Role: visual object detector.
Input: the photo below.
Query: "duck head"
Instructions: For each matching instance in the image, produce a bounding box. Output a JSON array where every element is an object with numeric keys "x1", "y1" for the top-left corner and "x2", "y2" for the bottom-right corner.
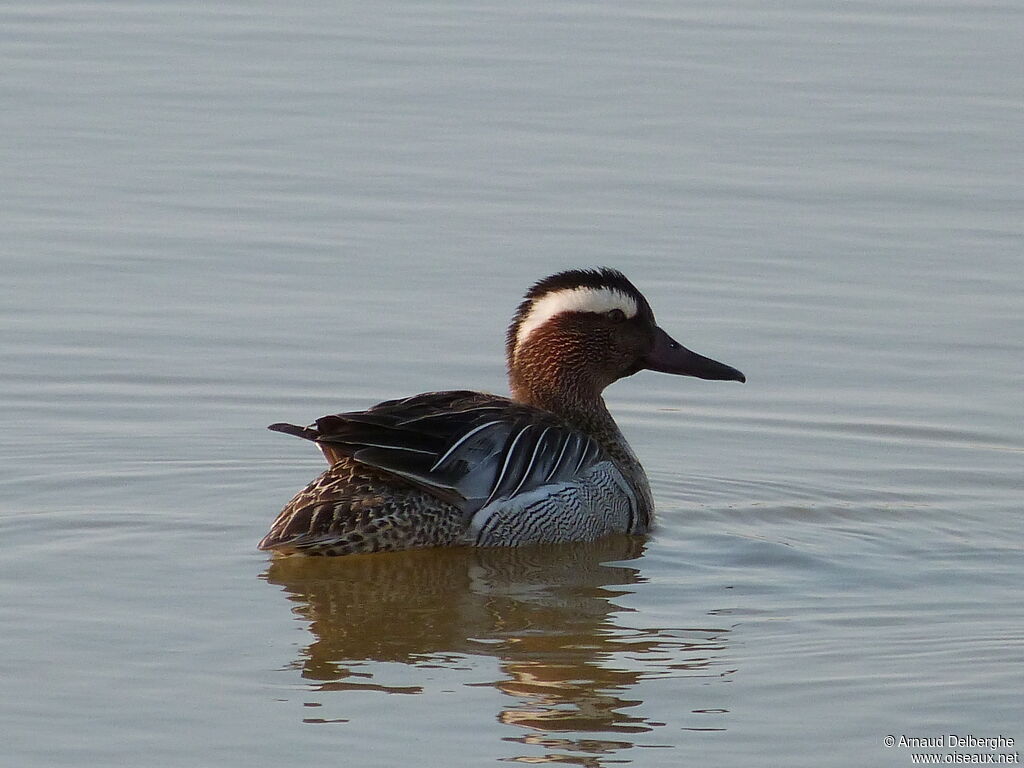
[{"x1": 507, "y1": 268, "x2": 745, "y2": 413}]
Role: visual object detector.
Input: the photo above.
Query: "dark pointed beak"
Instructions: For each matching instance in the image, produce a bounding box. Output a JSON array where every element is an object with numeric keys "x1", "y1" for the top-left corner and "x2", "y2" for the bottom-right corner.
[{"x1": 643, "y1": 326, "x2": 746, "y2": 383}]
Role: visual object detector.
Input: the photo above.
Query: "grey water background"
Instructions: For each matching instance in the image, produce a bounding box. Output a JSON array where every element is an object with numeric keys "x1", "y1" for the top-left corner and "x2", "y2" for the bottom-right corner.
[{"x1": 2, "y1": 1, "x2": 1022, "y2": 766}]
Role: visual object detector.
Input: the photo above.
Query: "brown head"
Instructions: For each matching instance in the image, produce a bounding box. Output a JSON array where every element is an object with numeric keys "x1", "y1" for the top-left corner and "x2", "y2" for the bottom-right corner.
[{"x1": 506, "y1": 268, "x2": 745, "y2": 420}]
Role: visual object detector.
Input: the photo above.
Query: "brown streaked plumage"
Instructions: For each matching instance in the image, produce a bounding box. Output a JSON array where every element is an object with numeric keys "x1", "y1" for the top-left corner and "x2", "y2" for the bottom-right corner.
[{"x1": 260, "y1": 268, "x2": 745, "y2": 556}]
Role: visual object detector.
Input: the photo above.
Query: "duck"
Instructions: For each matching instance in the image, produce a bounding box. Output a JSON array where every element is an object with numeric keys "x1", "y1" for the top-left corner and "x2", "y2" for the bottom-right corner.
[{"x1": 260, "y1": 268, "x2": 745, "y2": 556}]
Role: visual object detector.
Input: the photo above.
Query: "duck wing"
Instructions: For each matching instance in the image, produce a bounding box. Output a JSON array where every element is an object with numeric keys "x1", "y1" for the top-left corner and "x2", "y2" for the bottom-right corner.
[{"x1": 269, "y1": 390, "x2": 605, "y2": 517}]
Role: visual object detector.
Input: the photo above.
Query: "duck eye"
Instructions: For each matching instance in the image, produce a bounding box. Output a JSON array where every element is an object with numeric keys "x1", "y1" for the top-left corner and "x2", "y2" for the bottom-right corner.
[{"x1": 606, "y1": 308, "x2": 626, "y2": 323}]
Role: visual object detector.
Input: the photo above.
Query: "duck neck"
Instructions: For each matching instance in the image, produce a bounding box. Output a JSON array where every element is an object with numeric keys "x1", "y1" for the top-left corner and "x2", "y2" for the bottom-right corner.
[
  {"x1": 512, "y1": 375, "x2": 614, "y2": 435},
  {"x1": 510, "y1": 370, "x2": 654, "y2": 522},
  {"x1": 509, "y1": 372, "x2": 643, "y2": 478}
]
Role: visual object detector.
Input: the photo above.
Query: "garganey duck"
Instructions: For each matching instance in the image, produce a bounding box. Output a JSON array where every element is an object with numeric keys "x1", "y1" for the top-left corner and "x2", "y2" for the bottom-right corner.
[{"x1": 260, "y1": 268, "x2": 744, "y2": 556}]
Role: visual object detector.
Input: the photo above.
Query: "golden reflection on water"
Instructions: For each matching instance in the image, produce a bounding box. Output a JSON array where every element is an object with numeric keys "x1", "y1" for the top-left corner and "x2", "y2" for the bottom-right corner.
[{"x1": 261, "y1": 536, "x2": 734, "y2": 764}]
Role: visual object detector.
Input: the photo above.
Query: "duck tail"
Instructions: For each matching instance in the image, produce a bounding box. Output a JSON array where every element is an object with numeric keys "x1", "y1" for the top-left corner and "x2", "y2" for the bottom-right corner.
[{"x1": 268, "y1": 422, "x2": 319, "y2": 441}]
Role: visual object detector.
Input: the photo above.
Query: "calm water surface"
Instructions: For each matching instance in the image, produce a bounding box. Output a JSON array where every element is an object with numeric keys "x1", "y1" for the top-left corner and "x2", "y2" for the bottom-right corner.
[{"x1": 2, "y1": 1, "x2": 1021, "y2": 766}]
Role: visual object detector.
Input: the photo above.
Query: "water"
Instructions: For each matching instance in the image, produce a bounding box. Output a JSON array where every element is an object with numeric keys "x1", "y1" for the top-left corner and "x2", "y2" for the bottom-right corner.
[{"x1": 2, "y1": 1, "x2": 1021, "y2": 766}]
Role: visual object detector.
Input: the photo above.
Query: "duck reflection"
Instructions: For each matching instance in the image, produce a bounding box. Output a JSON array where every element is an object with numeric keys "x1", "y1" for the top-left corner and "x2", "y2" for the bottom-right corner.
[{"x1": 262, "y1": 536, "x2": 734, "y2": 762}]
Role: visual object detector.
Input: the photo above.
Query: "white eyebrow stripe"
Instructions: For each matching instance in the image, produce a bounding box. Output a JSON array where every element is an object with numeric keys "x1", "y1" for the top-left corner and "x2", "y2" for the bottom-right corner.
[{"x1": 514, "y1": 286, "x2": 639, "y2": 351}]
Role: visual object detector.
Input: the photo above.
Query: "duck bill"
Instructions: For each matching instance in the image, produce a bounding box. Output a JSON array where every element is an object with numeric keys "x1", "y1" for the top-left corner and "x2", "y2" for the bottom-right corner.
[{"x1": 644, "y1": 327, "x2": 746, "y2": 382}]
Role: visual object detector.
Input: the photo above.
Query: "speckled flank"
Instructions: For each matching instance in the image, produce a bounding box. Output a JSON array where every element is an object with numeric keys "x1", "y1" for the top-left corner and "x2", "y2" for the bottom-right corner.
[
  {"x1": 470, "y1": 461, "x2": 637, "y2": 546},
  {"x1": 259, "y1": 457, "x2": 465, "y2": 556}
]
